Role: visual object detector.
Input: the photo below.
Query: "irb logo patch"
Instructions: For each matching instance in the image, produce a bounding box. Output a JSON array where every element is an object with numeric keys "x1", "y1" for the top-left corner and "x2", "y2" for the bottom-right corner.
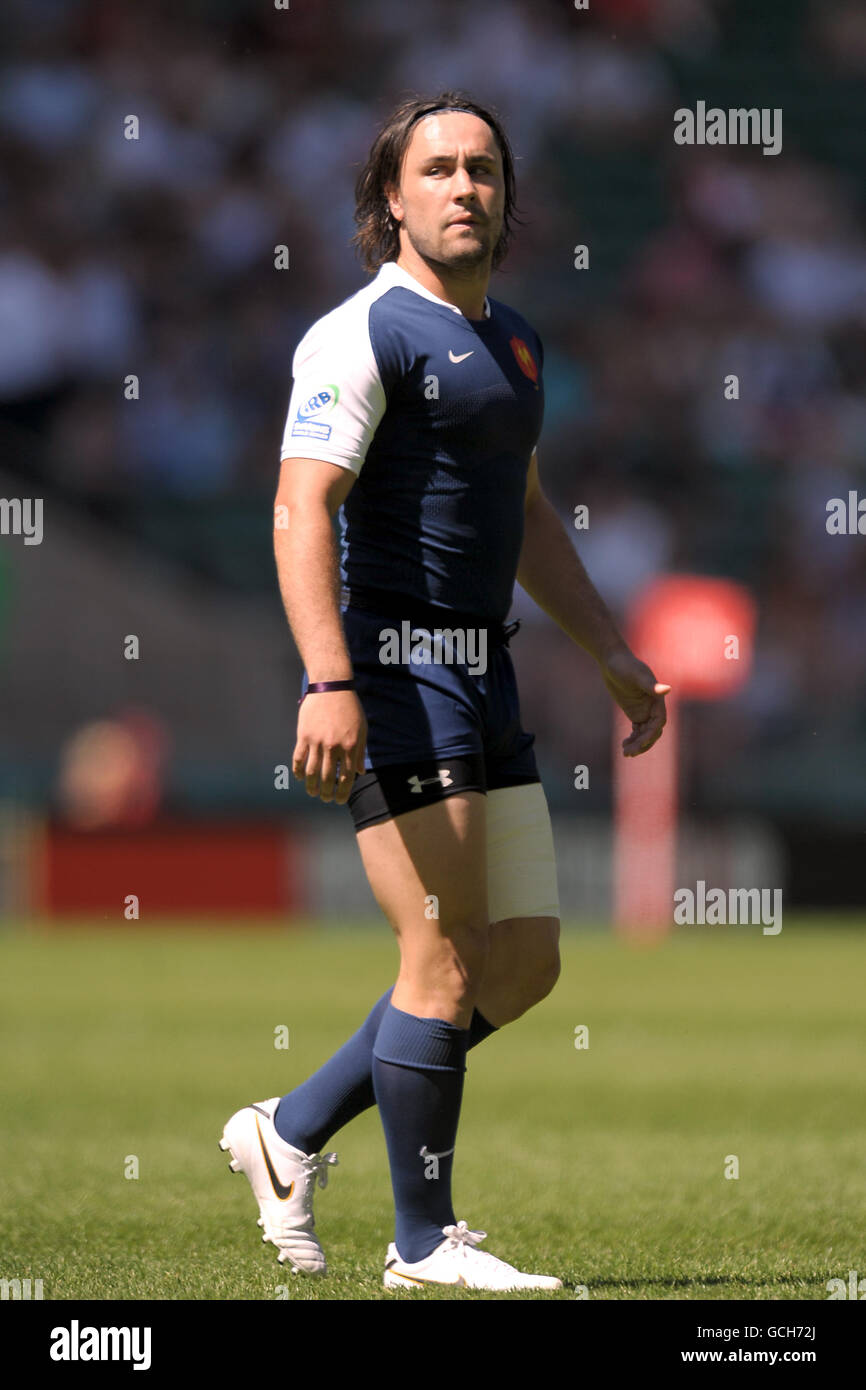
[{"x1": 292, "y1": 384, "x2": 339, "y2": 440}]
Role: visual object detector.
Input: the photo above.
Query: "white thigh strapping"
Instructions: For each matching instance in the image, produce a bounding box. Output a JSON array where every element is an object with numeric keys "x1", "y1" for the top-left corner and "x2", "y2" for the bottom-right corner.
[{"x1": 485, "y1": 781, "x2": 560, "y2": 922}]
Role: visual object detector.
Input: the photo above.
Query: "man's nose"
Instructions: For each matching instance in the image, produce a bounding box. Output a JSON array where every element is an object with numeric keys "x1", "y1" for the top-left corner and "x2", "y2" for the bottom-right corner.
[{"x1": 451, "y1": 166, "x2": 477, "y2": 197}]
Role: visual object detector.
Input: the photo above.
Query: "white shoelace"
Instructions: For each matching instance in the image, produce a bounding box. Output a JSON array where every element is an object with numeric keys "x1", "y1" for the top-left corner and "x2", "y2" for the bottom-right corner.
[
  {"x1": 299, "y1": 1151, "x2": 339, "y2": 1188},
  {"x1": 296, "y1": 1151, "x2": 338, "y2": 1218},
  {"x1": 265, "y1": 1151, "x2": 338, "y2": 1237},
  {"x1": 441, "y1": 1220, "x2": 488, "y2": 1254}
]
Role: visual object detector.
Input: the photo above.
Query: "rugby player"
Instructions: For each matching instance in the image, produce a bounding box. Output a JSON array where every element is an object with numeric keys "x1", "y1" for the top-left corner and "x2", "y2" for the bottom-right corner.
[{"x1": 220, "y1": 91, "x2": 670, "y2": 1292}]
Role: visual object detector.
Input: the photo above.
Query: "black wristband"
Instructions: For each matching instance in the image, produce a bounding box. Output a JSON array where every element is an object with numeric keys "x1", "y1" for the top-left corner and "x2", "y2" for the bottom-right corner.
[{"x1": 298, "y1": 679, "x2": 355, "y2": 707}]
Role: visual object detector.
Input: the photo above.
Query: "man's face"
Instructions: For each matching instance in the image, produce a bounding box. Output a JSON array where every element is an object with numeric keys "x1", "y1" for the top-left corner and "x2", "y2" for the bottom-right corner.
[{"x1": 386, "y1": 111, "x2": 505, "y2": 271}]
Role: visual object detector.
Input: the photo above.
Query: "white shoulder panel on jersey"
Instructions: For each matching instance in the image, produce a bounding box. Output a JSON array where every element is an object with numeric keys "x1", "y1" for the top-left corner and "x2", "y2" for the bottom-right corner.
[{"x1": 280, "y1": 278, "x2": 390, "y2": 477}]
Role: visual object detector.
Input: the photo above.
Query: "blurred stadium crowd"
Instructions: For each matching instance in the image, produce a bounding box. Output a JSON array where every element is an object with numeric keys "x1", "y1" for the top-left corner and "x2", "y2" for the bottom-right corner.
[{"x1": 2, "y1": 0, "x2": 865, "y2": 825}]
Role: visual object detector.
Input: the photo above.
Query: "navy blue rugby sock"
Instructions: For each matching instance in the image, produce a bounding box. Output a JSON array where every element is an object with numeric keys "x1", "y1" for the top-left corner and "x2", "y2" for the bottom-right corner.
[
  {"x1": 372, "y1": 1002, "x2": 468, "y2": 1265},
  {"x1": 273, "y1": 986, "x2": 496, "y2": 1154}
]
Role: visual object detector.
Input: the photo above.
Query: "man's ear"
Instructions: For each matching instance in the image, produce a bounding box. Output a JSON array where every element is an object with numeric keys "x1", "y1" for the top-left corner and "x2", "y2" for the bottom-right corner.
[{"x1": 384, "y1": 182, "x2": 403, "y2": 224}]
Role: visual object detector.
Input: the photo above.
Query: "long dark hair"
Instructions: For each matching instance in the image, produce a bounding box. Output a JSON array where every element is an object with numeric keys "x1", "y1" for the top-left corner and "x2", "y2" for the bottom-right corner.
[{"x1": 352, "y1": 91, "x2": 520, "y2": 274}]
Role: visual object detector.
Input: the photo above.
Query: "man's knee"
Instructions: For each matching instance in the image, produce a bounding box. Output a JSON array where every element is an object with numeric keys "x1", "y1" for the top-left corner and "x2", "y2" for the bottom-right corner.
[
  {"x1": 434, "y1": 918, "x2": 490, "y2": 991},
  {"x1": 479, "y1": 916, "x2": 560, "y2": 1023},
  {"x1": 518, "y1": 923, "x2": 560, "y2": 1008},
  {"x1": 398, "y1": 916, "x2": 490, "y2": 1011},
  {"x1": 534, "y1": 935, "x2": 561, "y2": 1002}
]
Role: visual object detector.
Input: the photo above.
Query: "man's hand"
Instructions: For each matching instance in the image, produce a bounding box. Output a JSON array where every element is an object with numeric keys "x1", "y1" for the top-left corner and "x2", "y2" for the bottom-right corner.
[
  {"x1": 600, "y1": 644, "x2": 671, "y2": 757},
  {"x1": 293, "y1": 691, "x2": 368, "y2": 804}
]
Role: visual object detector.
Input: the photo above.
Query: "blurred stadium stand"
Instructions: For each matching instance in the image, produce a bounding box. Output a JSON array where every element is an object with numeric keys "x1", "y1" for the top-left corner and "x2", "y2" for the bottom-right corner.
[{"x1": 2, "y1": 0, "x2": 865, "y2": 911}]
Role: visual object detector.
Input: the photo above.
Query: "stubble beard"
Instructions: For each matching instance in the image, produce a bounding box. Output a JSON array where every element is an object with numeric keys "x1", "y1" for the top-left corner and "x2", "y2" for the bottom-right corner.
[{"x1": 402, "y1": 216, "x2": 498, "y2": 278}]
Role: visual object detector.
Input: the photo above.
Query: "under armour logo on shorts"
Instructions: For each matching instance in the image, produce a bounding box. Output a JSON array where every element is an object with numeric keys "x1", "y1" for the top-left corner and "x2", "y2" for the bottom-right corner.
[{"x1": 407, "y1": 770, "x2": 454, "y2": 793}]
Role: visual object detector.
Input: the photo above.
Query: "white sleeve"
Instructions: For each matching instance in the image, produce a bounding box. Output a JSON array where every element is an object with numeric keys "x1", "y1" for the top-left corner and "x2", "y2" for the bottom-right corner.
[{"x1": 279, "y1": 303, "x2": 386, "y2": 476}]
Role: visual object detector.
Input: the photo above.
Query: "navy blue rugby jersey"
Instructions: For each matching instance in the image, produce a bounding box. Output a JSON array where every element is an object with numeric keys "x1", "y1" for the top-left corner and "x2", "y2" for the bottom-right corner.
[{"x1": 280, "y1": 260, "x2": 544, "y2": 623}]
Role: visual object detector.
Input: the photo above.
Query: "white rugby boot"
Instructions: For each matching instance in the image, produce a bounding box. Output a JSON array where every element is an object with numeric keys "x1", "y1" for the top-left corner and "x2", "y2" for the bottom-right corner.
[
  {"x1": 383, "y1": 1220, "x2": 562, "y2": 1291},
  {"x1": 219, "y1": 1097, "x2": 338, "y2": 1275}
]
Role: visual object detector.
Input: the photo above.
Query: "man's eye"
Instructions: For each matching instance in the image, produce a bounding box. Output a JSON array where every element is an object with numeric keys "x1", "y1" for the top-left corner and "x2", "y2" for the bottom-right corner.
[{"x1": 426, "y1": 164, "x2": 492, "y2": 176}]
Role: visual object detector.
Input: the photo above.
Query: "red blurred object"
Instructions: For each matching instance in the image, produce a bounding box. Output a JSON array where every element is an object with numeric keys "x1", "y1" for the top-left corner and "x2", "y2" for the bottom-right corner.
[
  {"x1": 614, "y1": 574, "x2": 756, "y2": 937},
  {"x1": 627, "y1": 574, "x2": 756, "y2": 698},
  {"x1": 56, "y1": 707, "x2": 170, "y2": 830},
  {"x1": 33, "y1": 821, "x2": 304, "y2": 918},
  {"x1": 613, "y1": 698, "x2": 679, "y2": 943}
]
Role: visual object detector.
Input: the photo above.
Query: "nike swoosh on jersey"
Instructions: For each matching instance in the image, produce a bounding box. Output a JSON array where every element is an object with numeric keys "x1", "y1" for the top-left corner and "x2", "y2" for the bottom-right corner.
[
  {"x1": 255, "y1": 1116, "x2": 295, "y2": 1200},
  {"x1": 448, "y1": 350, "x2": 474, "y2": 363}
]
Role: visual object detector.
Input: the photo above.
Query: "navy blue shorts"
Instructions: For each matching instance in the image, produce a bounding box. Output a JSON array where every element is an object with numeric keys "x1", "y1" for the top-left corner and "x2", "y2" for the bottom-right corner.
[{"x1": 299, "y1": 596, "x2": 541, "y2": 831}]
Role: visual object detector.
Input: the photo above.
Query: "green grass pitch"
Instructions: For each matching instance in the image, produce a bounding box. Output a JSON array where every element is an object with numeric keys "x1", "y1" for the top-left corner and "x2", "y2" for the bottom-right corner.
[{"x1": 1, "y1": 918, "x2": 863, "y2": 1300}]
